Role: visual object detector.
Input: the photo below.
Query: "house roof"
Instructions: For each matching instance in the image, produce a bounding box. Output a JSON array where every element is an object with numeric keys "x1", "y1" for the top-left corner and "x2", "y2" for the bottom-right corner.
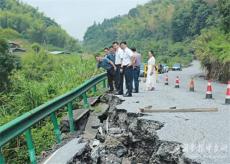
[{"x1": 49, "y1": 51, "x2": 70, "y2": 55}]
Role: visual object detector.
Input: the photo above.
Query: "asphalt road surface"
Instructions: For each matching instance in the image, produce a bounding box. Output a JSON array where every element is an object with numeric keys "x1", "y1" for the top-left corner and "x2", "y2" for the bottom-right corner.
[{"x1": 117, "y1": 61, "x2": 230, "y2": 164}]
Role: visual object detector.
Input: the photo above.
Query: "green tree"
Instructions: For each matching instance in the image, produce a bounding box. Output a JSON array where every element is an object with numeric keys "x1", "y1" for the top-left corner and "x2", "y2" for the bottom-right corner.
[
  {"x1": 193, "y1": 28, "x2": 230, "y2": 82},
  {"x1": 45, "y1": 25, "x2": 66, "y2": 47},
  {"x1": 31, "y1": 43, "x2": 41, "y2": 53},
  {"x1": 0, "y1": 0, "x2": 6, "y2": 9},
  {"x1": 0, "y1": 39, "x2": 19, "y2": 91},
  {"x1": 171, "y1": 0, "x2": 214, "y2": 42},
  {"x1": 0, "y1": 0, "x2": 82, "y2": 50},
  {"x1": 218, "y1": 0, "x2": 230, "y2": 32}
]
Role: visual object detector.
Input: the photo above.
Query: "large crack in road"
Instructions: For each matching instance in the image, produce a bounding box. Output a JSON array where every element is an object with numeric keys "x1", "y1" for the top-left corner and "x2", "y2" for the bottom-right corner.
[
  {"x1": 70, "y1": 94, "x2": 200, "y2": 164},
  {"x1": 42, "y1": 61, "x2": 229, "y2": 164}
]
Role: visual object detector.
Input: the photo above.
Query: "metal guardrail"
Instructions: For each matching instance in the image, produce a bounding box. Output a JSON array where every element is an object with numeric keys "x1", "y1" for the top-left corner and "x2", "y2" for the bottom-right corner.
[{"x1": 0, "y1": 72, "x2": 107, "y2": 164}]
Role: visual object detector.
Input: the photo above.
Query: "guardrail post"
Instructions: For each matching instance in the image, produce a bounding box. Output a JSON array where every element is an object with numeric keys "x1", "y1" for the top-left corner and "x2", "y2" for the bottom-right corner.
[
  {"x1": 82, "y1": 93, "x2": 90, "y2": 108},
  {"x1": 24, "y1": 129, "x2": 36, "y2": 164},
  {"x1": 67, "y1": 102, "x2": 75, "y2": 132},
  {"x1": 92, "y1": 85, "x2": 97, "y2": 94},
  {"x1": 0, "y1": 149, "x2": 5, "y2": 164},
  {"x1": 102, "y1": 79, "x2": 106, "y2": 88},
  {"x1": 50, "y1": 113, "x2": 62, "y2": 144}
]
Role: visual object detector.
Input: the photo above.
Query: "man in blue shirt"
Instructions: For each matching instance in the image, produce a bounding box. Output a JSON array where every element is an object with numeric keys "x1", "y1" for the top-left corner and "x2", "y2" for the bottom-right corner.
[
  {"x1": 106, "y1": 46, "x2": 115, "y2": 64},
  {"x1": 104, "y1": 47, "x2": 109, "y2": 58},
  {"x1": 96, "y1": 54, "x2": 116, "y2": 92}
]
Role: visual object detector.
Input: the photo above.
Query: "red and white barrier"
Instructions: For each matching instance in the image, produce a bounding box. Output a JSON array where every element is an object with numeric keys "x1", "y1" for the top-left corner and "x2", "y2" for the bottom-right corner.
[
  {"x1": 189, "y1": 78, "x2": 195, "y2": 92},
  {"x1": 175, "y1": 76, "x2": 180, "y2": 88},
  {"x1": 225, "y1": 81, "x2": 230, "y2": 104},
  {"x1": 206, "y1": 80, "x2": 213, "y2": 99},
  {"x1": 165, "y1": 75, "x2": 169, "y2": 85}
]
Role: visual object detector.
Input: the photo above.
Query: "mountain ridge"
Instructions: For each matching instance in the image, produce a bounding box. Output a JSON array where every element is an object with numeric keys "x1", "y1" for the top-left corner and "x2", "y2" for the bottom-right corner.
[{"x1": 0, "y1": 0, "x2": 82, "y2": 52}]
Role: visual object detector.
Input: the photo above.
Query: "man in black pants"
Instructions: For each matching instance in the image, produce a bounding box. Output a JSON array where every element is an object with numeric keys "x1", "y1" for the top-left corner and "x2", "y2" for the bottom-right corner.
[
  {"x1": 120, "y1": 42, "x2": 134, "y2": 97},
  {"x1": 106, "y1": 46, "x2": 116, "y2": 88},
  {"x1": 96, "y1": 55, "x2": 116, "y2": 92},
  {"x1": 131, "y1": 47, "x2": 141, "y2": 93},
  {"x1": 113, "y1": 42, "x2": 123, "y2": 95}
]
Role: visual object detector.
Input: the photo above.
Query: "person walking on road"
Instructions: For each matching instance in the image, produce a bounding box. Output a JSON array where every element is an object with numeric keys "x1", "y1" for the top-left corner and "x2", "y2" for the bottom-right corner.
[
  {"x1": 120, "y1": 41, "x2": 135, "y2": 97},
  {"x1": 131, "y1": 47, "x2": 141, "y2": 93},
  {"x1": 146, "y1": 50, "x2": 156, "y2": 91},
  {"x1": 96, "y1": 54, "x2": 116, "y2": 92},
  {"x1": 113, "y1": 42, "x2": 123, "y2": 94}
]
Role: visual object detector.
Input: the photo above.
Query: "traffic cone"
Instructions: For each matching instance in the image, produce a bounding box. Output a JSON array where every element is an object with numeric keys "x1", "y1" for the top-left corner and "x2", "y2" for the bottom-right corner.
[
  {"x1": 175, "y1": 76, "x2": 180, "y2": 88},
  {"x1": 225, "y1": 81, "x2": 230, "y2": 104},
  {"x1": 189, "y1": 78, "x2": 195, "y2": 92},
  {"x1": 206, "y1": 80, "x2": 213, "y2": 99},
  {"x1": 165, "y1": 75, "x2": 169, "y2": 85}
]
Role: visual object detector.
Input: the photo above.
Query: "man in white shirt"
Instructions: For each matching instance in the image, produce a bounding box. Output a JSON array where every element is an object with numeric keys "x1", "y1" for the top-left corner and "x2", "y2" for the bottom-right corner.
[
  {"x1": 120, "y1": 41, "x2": 135, "y2": 97},
  {"x1": 113, "y1": 42, "x2": 123, "y2": 94}
]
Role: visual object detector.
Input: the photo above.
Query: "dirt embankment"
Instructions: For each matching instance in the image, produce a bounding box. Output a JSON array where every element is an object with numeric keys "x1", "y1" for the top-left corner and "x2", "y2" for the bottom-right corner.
[{"x1": 202, "y1": 61, "x2": 230, "y2": 83}]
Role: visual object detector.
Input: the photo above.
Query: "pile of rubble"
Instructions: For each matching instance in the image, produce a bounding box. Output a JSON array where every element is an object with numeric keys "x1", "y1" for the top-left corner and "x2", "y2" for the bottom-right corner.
[{"x1": 71, "y1": 94, "x2": 199, "y2": 164}]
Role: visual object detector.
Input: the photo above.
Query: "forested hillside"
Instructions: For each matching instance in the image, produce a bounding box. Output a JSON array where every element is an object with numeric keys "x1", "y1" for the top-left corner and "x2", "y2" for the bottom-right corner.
[
  {"x1": 84, "y1": 0, "x2": 217, "y2": 56},
  {"x1": 0, "y1": 0, "x2": 82, "y2": 52},
  {"x1": 0, "y1": 40, "x2": 98, "y2": 162},
  {"x1": 0, "y1": 1, "x2": 96, "y2": 162},
  {"x1": 84, "y1": 0, "x2": 229, "y2": 82}
]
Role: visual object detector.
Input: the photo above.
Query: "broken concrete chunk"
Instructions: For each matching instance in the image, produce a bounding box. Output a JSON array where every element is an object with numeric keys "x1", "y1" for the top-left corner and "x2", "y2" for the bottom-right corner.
[
  {"x1": 91, "y1": 124, "x2": 100, "y2": 129},
  {"x1": 104, "y1": 136, "x2": 122, "y2": 148},
  {"x1": 97, "y1": 103, "x2": 110, "y2": 123},
  {"x1": 100, "y1": 154, "x2": 122, "y2": 164},
  {"x1": 60, "y1": 109, "x2": 90, "y2": 133},
  {"x1": 88, "y1": 96, "x2": 101, "y2": 106},
  {"x1": 70, "y1": 143, "x2": 92, "y2": 164},
  {"x1": 115, "y1": 145, "x2": 127, "y2": 157},
  {"x1": 150, "y1": 141, "x2": 183, "y2": 163},
  {"x1": 98, "y1": 126, "x2": 104, "y2": 135},
  {"x1": 72, "y1": 94, "x2": 200, "y2": 164},
  {"x1": 95, "y1": 133, "x2": 106, "y2": 143},
  {"x1": 109, "y1": 127, "x2": 122, "y2": 134},
  {"x1": 42, "y1": 138, "x2": 87, "y2": 164},
  {"x1": 90, "y1": 146, "x2": 100, "y2": 163},
  {"x1": 121, "y1": 158, "x2": 132, "y2": 164},
  {"x1": 92, "y1": 139, "x2": 100, "y2": 147}
]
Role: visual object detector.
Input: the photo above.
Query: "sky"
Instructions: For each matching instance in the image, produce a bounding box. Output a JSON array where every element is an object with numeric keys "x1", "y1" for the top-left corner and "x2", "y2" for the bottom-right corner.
[{"x1": 21, "y1": 0, "x2": 150, "y2": 41}]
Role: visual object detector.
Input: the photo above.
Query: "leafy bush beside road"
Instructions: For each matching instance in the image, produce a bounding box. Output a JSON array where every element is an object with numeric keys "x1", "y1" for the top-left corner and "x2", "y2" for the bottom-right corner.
[
  {"x1": 193, "y1": 28, "x2": 230, "y2": 82},
  {"x1": 0, "y1": 49, "x2": 99, "y2": 163}
]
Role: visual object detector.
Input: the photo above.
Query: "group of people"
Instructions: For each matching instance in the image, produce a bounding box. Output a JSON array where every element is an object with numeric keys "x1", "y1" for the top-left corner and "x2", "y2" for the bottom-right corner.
[{"x1": 96, "y1": 41, "x2": 156, "y2": 97}]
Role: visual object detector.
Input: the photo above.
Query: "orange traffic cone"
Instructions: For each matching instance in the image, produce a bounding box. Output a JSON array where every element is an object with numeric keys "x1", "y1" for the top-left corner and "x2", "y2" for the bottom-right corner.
[
  {"x1": 175, "y1": 76, "x2": 180, "y2": 88},
  {"x1": 206, "y1": 80, "x2": 213, "y2": 99},
  {"x1": 189, "y1": 78, "x2": 195, "y2": 92},
  {"x1": 225, "y1": 81, "x2": 230, "y2": 104},
  {"x1": 165, "y1": 75, "x2": 169, "y2": 85}
]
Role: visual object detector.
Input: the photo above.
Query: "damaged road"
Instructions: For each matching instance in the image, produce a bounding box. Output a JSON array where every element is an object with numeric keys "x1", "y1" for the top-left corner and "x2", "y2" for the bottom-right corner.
[
  {"x1": 42, "y1": 61, "x2": 229, "y2": 164},
  {"x1": 116, "y1": 61, "x2": 230, "y2": 164},
  {"x1": 72, "y1": 94, "x2": 200, "y2": 164}
]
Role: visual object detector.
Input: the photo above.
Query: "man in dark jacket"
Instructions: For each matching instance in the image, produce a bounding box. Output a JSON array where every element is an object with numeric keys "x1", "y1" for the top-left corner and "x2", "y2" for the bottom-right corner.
[{"x1": 96, "y1": 55, "x2": 116, "y2": 92}]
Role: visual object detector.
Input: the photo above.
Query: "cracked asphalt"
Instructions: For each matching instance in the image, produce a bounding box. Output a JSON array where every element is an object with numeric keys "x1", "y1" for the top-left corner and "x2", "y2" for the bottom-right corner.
[{"x1": 117, "y1": 61, "x2": 230, "y2": 164}]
